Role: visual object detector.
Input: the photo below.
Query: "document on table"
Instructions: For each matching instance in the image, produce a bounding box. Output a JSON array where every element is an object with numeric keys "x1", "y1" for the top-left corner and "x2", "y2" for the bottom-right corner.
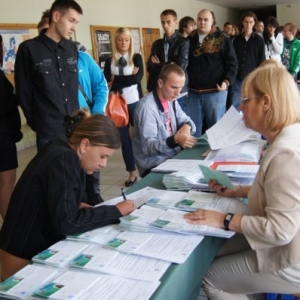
[
  {"x1": 96, "y1": 186, "x2": 166, "y2": 208},
  {"x1": 31, "y1": 270, "x2": 101, "y2": 300},
  {"x1": 178, "y1": 190, "x2": 248, "y2": 214},
  {"x1": 79, "y1": 274, "x2": 160, "y2": 300},
  {"x1": 199, "y1": 165, "x2": 234, "y2": 189},
  {"x1": 0, "y1": 264, "x2": 60, "y2": 300},
  {"x1": 32, "y1": 240, "x2": 89, "y2": 268},
  {"x1": 206, "y1": 106, "x2": 260, "y2": 150},
  {"x1": 67, "y1": 224, "x2": 121, "y2": 245},
  {"x1": 104, "y1": 230, "x2": 203, "y2": 264},
  {"x1": 69, "y1": 244, "x2": 170, "y2": 282},
  {"x1": 152, "y1": 159, "x2": 213, "y2": 173}
]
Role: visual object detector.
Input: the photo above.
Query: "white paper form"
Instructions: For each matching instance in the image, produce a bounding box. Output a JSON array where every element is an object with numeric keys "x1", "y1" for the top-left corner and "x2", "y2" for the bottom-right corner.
[
  {"x1": 32, "y1": 240, "x2": 89, "y2": 268},
  {"x1": 67, "y1": 225, "x2": 121, "y2": 245},
  {"x1": 79, "y1": 274, "x2": 160, "y2": 300},
  {"x1": 206, "y1": 106, "x2": 260, "y2": 150},
  {"x1": 178, "y1": 190, "x2": 248, "y2": 214},
  {"x1": 145, "y1": 190, "x2": 187, "y2": 209},
  {"x1": 0, "y1": 264, "x2": 60, "y2": 299},
  {"x1": 152, "y1": 209, "x2": 236, "y2": 238},
  {"x1": 97, "y1": 186, "x2": 167, "y2": 208},
  {"x1": 69, "y1": 244, "x2": 170, "y2": 282},
  {"x1": 216, "y1": 164, "x2": 260, "y2": 178},
  {"x1": 31, "y1": 270, "x2": 101, "y2": 300},
  {"x1": 120, "y1": 205, "x2": 166, "y2": 230},
  {"x1": 105, "y1": 231, "x2": 154, "y2": 253},
  {"x1": 152, "y1": 159, "x2": 213, "y2": 173},
  {"x1": 136, "y1": 233, "x2": 204, "y2": 264}
]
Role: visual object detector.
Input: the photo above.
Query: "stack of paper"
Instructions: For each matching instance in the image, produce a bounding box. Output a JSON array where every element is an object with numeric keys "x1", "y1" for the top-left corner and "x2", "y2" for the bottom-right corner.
[
  {"x1": 67, "y1": 225, "x2": 121, "y2": 245},
  {"x1": 69, "y1": 244, "x2": 170, "y2": 282},
  {"x1": 32, "y1": 240, "x2": 89, "y2": 268},
  {"x1": 78, "y1": 274, "x2": 160, "y2": 300},
  {"x1": 103, "y1": 230, "x2": 203, "y2": 264},
  {"x1": 120, "y1": 191, "x2": 248, "y2": 238},
  {"x1": 162, "y1": 171, "x2": 208, "y2": 190},
  {"x1": 0, "y1": 265, "x2": 60, "y2": 300},
  {"x1": 216, "y1": 164, "x2": 259, "y2": 186},
  {"x1": 205, "y1": 106, "x2": 261, "y2": 150},
  {"x1": 205, "y1": 140, "x2": 265, "y2": 163},
  {"x1": 30, "y1": 270, "x2": 102, "y2": 300},
  {"x1": 152, "y1": 159, "x2": 213, "y2": 173}
]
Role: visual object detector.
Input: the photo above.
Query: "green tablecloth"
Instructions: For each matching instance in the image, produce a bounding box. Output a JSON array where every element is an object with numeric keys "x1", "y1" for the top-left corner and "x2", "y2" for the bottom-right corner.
[{"x1": 126, "y1": 141, "x2": 226, "y2": 300}]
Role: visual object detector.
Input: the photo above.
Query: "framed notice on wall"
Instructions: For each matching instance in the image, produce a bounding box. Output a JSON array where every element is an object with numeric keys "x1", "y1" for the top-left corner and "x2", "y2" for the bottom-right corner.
[
  {"x1": 0, "y1": 23, "x2": 38, "y2": 72},
  {"x1": 90, "y1": 25, "x2": 142, "y2": 70}
]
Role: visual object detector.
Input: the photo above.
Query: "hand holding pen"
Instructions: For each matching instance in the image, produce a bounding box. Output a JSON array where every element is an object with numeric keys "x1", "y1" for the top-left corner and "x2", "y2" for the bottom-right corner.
[{"x1": 116, "y1": 188, "x2": 136, "y2": 215}]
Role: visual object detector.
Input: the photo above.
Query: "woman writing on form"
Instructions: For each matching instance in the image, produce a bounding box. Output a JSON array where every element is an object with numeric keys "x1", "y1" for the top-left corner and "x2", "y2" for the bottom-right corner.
[
  {"x1": 0, "y1": 110, "x2": 136, "y2": 280},
  {"x1": 185, "y1": 64, "x2": 300, "y2": 299}
]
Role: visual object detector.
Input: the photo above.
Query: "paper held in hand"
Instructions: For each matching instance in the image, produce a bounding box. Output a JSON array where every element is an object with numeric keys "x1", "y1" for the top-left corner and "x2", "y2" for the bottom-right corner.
[{"x1": 205, "y1": 106, "x2": 261, "y2": 150}]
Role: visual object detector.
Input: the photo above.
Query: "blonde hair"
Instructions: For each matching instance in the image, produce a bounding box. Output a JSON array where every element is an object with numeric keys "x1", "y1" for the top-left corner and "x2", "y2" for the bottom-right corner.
[
  {"x1": 284, "y1": 22, "x2": 297, "y2": 36},
  {"x1": 242, "y1": 66, "x2": 300, "y2": 132},
  {"x1": 112, "y1": 27, "x2": 134, "y2": 66}
]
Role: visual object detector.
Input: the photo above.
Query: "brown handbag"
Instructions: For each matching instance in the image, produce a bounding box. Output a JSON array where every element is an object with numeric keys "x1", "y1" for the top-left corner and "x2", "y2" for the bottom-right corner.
[{"x1": 106, "y1": 91, "x2": 129, "y2": 127}]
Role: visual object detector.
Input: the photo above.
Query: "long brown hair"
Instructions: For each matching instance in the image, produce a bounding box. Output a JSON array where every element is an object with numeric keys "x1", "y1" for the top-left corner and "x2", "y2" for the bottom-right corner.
[{"x1": 65, "y1": 109, "x2": 120, "y2": 149}]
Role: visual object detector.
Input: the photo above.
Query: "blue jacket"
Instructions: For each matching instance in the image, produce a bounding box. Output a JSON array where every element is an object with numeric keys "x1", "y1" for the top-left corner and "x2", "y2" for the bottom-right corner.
[{"x1": 78, "y1": 51, "x2": 108, "y2": 115}]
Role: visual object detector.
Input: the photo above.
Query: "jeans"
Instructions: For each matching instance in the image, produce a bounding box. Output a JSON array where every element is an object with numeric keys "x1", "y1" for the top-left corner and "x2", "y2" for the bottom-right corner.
[
  {"x1": 177, "y1": 94, "x2": 187, "y2": 113},
  {"x1": 232, "y1": 79, "x2": 242, "y2": 110},
  {"x1": 186, "y1": 91, "x2": 227, "y2": 137},
  {"x1": 118, "y1": 102, "x2": 137, "y2": 172}
]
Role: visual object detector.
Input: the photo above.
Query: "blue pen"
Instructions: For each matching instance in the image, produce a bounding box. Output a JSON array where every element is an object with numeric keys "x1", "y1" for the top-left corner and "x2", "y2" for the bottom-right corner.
[{"x1": 121, "y1": 188, "x2": 127, "y2": 200}]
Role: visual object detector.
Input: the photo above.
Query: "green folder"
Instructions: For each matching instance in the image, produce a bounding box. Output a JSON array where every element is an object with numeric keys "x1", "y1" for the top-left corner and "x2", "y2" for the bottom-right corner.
[{"x1": 198, "y1": 165, "x2": 234, "y2": 190}]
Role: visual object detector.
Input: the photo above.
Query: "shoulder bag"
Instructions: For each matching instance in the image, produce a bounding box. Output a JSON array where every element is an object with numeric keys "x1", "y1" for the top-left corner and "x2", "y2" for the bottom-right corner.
[{"x1": 106, "y1": 91, "x2": 129, "y2": 127}]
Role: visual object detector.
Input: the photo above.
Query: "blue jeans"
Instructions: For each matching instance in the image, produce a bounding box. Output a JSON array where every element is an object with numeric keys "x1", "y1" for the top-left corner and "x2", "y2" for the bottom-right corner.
[
  {"x1": 118, "y1": 102, "x2": 137, "y2": 172},
  {"x1": 177, "y1": 94, "x2": 187, "y2": 113},
  {"x1": 186, "y1": 91, "x2": 227, "y2": 137},
  {"x1": 231, "y1": 79, "x2": 242, "y2": 110}
]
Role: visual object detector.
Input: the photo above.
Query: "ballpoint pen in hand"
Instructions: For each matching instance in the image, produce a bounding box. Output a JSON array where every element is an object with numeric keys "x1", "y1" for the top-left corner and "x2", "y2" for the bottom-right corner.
[{"x1": 121, "y1": 187, "x2": 127, "y2": 200}]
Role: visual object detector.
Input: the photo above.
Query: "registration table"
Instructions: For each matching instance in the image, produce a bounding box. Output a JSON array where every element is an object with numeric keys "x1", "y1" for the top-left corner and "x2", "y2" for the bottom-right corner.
[
  {"x1": 127, "y1": 141, "x2": 226, "y2": 300},
  {"x1": 0, "y1": 141, "x2": 226, "y2": 300}
]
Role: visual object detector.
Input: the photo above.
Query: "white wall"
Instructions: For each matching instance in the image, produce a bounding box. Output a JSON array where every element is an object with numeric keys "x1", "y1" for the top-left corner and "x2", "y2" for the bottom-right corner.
[
  {"x1": 0, "y1": 0, "x2": 238, "y2": 52},
  {"x1": 277, "y1": 3, "x2": 300, "y2": 27}
]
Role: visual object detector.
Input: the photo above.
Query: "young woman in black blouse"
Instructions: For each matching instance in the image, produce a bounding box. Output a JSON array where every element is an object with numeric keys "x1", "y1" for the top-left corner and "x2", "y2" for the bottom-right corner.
[
  {"x1": 104, "y1": 27, "x2": 144, "y2": 187},
  {"x1": 0, "y1": 109, "x2": 136, "y2": 280}
]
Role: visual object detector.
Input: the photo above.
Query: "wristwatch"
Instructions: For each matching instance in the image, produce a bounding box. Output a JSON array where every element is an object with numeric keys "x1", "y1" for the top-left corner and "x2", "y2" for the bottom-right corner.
[{"x1": 223, "y1": 213, "x2": 234, "y2": 231}]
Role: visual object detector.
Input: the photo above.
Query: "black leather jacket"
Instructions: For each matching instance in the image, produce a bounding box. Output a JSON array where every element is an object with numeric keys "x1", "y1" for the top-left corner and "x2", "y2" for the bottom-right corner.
[{"x1": 146, "y1": 31, "x2": 189, "y2": 92}]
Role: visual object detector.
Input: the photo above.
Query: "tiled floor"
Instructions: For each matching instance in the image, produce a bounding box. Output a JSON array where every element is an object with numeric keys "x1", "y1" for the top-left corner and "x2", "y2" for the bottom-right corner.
[{"x1": 9, "y1": 144, "x2": 208, "y2": 300}]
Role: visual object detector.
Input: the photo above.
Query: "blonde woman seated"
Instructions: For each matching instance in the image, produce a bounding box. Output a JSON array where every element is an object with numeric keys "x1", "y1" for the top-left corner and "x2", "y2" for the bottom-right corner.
[
  {"x1": 0, "y1": 110, "x2": 136, "y2": 280},
  {"x1": 185, "y1": 65, "x2": 300, "y2": 299}
]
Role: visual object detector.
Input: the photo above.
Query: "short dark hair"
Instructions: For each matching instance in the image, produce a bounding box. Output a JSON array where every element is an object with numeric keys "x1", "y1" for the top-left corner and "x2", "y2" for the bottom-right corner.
[
  {"x1": 158, "y1": 64, "x2": 185, "y2": 83},
  {"x1": 179, "y1": 16, "x2": 195, "y2": 34},
  {"x1": 41, "y1": 9, "x2": 50, "y2": 20},
  {"x1": 49, "y1": 0, "x2": 83, "y2": 24},
  {"x1": 224, "y1": 21, "x2": 232, "y2": 27},
  {"x1": 265, "y1": 16, "x2": 279, "y2": 29},
  {"x1": 240, "y1": 11, "x2": 257, "y2": 24},
  {"x1": 160, "y1": 9, "x2": 177, "y2": 19}
]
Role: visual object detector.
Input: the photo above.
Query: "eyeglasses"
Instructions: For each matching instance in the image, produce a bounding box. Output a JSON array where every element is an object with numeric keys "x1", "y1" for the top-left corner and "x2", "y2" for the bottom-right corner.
[{"x1": 240, "y1": 95, "x2": 260, "y2": 105}]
